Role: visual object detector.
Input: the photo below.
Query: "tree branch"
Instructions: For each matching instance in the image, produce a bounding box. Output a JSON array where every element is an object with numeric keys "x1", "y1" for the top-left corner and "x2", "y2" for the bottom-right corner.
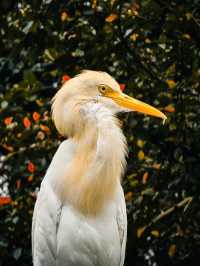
[
  {"x1": 150, "y1": 196, "x2": 193, "y2": 225},
  {"x1": 138, "y1": 197, "x2": 193, "y2": 235}
]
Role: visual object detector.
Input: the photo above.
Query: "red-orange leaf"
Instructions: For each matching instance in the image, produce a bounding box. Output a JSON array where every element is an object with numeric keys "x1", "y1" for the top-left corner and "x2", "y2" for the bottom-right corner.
[
  {"x1": 4, "y1": 117, "x2": 13, "y2": 125},
  {"x1": 142, "y1": 172, "x2": 149, "y2": 184},
  {"x1": 105, "y1": 13, "x2": 118, "y2": 23},
  {"x1": 27, "y1": 162, "x2": 36, "y2": 173},
  {"x1": 23, "y1": 117, "x2": 31, "y2": 128},
  {"x1": 164, "y1": 104, "x2": 175, "y2": 113},
  {"x1": 120, "y1": 84, "x2": 126, "y2": 92},
  {"x1": 0, "y1": 196, "x2": 12, "y2": 206},
  {"x1": 40, "y1": 124, "x2": 51, "y2": 134},
  {"x1": 33, "y1": 112, "x2": 40, "y2": 121},
  {"x1": 62, "y1": 74, "x2": 71, "y2": 83}
]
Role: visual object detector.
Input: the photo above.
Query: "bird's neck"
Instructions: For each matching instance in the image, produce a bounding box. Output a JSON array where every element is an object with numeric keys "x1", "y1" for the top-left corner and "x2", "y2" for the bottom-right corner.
[{"x1": 59, "y1": 108, "x2": 127, "y2": 215}]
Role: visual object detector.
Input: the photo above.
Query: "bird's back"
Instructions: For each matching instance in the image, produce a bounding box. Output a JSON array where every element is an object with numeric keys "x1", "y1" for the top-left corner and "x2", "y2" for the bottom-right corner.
[{"x1": 32, "y1": 140, "x2": 127, "y2": 266}]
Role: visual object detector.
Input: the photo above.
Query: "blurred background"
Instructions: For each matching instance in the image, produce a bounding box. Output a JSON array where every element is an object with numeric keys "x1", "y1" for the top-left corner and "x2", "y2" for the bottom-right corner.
[{"x1": 0, "y1": 0, "x2": 200, "y2": 265}]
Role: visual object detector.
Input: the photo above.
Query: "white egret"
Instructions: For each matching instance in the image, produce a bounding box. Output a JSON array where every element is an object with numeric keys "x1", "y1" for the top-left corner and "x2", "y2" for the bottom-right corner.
[{"x1": 32, "y1": 70, "x2": 166, "y2": 266}]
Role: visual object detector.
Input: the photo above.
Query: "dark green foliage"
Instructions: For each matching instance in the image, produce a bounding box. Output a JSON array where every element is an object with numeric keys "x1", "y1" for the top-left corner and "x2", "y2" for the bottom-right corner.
[{"x1": 0, "y1": 1, "x2": 200, "y2": 265}]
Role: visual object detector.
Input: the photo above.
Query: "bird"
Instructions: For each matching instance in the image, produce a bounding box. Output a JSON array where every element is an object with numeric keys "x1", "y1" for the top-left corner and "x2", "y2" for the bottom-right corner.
[{"x1": 32, "y1": 70, "x2": 166, "y2": 266}]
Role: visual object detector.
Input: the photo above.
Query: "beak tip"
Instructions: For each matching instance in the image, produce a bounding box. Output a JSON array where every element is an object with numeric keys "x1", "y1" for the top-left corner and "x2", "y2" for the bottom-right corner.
[
  {"x1": 162, "y1": 114, "x2": 167, "y2": 119},
  {"x1": 161, "y1": 114, "x2": 167, "y2": 124}
]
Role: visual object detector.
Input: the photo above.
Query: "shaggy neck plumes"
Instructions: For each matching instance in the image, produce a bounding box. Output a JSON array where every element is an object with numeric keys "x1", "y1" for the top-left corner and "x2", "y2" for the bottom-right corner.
[{"x1": 54, "y1": 102, "x2": 127, "y2": 215}]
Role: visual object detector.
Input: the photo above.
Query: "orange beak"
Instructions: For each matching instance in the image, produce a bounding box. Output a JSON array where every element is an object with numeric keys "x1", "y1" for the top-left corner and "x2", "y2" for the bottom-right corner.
[{"x1": 105, "y1": 91, "x2": 167, "y2": 120}]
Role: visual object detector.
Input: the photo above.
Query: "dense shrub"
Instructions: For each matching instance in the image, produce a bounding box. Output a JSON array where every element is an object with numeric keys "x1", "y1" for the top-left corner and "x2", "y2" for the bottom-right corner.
[{"x1": 0, "y1": 1, "x2": 200, "y2": 265}]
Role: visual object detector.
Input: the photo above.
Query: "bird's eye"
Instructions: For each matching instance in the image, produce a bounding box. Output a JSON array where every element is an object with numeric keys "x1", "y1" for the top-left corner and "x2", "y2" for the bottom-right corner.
[{"x1": 98, "y1": 85, "x2": 107, "y2": 94}]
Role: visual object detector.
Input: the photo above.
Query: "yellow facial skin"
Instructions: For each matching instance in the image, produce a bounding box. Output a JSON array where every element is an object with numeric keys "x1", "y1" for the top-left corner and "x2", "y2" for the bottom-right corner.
[{"x1": 98, "y1": 85, "x2": 167, "y2": 120}]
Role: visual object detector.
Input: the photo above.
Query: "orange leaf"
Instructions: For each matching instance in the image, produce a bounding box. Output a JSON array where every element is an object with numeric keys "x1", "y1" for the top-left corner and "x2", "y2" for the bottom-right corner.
[
  {"x1": 91, "y1": 0, "x2": 97, "y2": 9},
  {"x1": 61, "y1": 11, "x2": 69, "y2": 22},
  {"x1": 142, "y1": 172, "x2": 149, "y2": 184},
  {"x1": 164, "y1": 104, "x2": 175, "y2": 113},
  {"x1": 40, "y1": 124, "x2": 51, "y2": 134},
  {"x1": 23, "y1": 117, "x2": 31, "y2": 128},
  {"x1": 0, "y1": 196, "x2": 12, "y2": 206},
  {"x1": 168, "y1": 244, "x2": 176, "y2": 257},
  {"x1": 105, "y1": 13, "x2": 118, "y2": 23},
  {"x1": 16, "y1": 179, "x2": 21, "y2": 189},
  {"x1": 166, "y1": 79, "x2": 176, "y2": 89},
  {"x1": 125, "y1": 192, "x2": 133, "y2": 201},
  {"x1": 27, "y1": 162, "x2": 36, "y2": 173},
  {"x1": 27, "y1": 175, "x2": 33, "y2": 182},
  {"x1": 33, "y1": 112, "x2": 40, "y2": 121},
  {"x1": 120, "y1": 84, "x2": 126, "y2": 92},
  {"x1": 4, "y1": 117, "x2": 13, "y2": 125},
  {"x1": 130, "y1": 33, "x2": 139, "y2": 42},
  {"x1": 62, "y1": 74, "x2": 71, "y2": 83}
]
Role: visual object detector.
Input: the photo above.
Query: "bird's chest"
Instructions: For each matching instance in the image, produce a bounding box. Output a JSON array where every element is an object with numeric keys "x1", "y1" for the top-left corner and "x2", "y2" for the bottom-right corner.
[{"x1": 56, "y1": 202, "x2": 121, "y2": 266}]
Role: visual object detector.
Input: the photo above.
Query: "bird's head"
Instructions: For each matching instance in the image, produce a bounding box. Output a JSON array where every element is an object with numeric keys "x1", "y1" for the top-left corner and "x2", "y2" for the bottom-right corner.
[{"x1": 52, "y1": 70, "x2": 166, "y2": 137}]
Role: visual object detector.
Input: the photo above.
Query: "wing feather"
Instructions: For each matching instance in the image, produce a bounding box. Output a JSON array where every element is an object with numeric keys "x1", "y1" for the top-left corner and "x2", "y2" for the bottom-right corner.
[
  {"x1": 32, "y1": 140, "x2": 75, "y2": 266},
  {"x1": 116, "y1": 185, "x2": 127, "y2": 266},
  {"x1": 32, "y1": 182, "x2": 62, "y2": 266}
]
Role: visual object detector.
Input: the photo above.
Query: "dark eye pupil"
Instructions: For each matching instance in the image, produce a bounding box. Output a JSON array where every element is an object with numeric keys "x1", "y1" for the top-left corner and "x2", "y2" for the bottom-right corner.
[{"x1": 101, "y1": 87, "x2": 105, "y2": 91}]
